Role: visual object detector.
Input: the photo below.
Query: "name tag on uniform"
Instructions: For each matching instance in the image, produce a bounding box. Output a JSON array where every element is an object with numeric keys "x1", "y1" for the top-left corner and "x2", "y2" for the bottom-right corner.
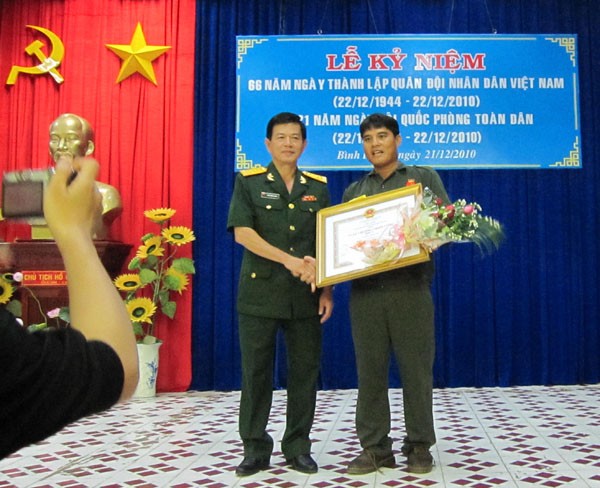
[
  {"x1": 302, "y1": 195, "x2": 317, "y2": 201},
  {"x1": 261, "y1": 191, "x2": 280, "y2": 200}
]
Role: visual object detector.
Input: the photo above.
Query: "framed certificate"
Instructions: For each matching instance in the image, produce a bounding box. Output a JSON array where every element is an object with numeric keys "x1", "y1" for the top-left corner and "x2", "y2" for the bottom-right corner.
[{"x1": 316, "y1": 184, "x2": 430, "y2": 287}]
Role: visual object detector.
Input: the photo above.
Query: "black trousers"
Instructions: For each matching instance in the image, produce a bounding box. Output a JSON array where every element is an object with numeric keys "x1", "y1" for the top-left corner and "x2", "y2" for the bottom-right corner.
[{"x1": 238, "y1": 313, "x2": 322, "y2": 459}]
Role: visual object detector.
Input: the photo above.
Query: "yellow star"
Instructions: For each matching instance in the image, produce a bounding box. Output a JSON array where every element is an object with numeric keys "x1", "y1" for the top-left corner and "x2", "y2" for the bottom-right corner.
[{"x1": 106, "y1": 22, "x2": 171, "y2": 85}]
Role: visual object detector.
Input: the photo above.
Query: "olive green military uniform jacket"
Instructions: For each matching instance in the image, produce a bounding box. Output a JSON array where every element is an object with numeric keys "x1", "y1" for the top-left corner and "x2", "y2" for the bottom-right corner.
[{"x1": 227, "y1": 162, "x2": 330, "y2": 319}]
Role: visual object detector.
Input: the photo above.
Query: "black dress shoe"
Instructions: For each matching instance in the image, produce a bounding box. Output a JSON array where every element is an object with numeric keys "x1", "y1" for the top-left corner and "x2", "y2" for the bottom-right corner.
[
  {"x1": 287, "y1": 453, "x2": 318, "y2": 474},
  {"x1": 235, "y1": 456, "x2": 270, "y2": 477}
]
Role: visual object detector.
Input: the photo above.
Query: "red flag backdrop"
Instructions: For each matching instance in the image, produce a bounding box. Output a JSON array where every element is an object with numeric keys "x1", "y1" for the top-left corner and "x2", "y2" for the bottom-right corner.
[{"x1": 0, "y1": 0, "x2": 196, "y2": 392}]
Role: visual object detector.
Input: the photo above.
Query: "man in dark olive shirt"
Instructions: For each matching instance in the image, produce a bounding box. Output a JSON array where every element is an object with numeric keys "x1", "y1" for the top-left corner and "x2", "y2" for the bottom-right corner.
[
  {"x1": 0, "y1": 157, "x2": 138, "y2": 460},
  {"x1": 343, "y1": 113, "x2": 449, "y2": 476}
]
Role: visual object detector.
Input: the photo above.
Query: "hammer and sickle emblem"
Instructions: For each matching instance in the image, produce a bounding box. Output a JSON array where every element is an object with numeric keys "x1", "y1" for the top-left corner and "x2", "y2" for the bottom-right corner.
[{"x1": 6, "y1": 25, "x2": 65, "y2": 85}]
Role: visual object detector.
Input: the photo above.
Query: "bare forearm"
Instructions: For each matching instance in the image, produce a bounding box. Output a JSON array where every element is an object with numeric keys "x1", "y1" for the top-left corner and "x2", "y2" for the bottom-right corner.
[
  {"x1": 56, "y1": 232, "x2": 138, "y2": 400},
  {"x1": 44, "y1": 157, "x2": 138, "y2": 401}
]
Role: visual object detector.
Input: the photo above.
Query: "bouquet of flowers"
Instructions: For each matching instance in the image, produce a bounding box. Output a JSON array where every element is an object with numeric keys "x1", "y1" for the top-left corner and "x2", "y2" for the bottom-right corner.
[
  {"x1": 404, "y1": 187, "x2": 504, "y2": 252},
  {"x1": 352, "y1": 186, "x2": 504, "y2": 265}
]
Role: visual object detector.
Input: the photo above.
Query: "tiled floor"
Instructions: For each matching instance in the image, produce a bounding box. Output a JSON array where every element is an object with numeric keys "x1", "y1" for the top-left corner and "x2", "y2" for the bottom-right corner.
[{"x1": 1, "y1": 385, "x2": 599, "y2": 487}]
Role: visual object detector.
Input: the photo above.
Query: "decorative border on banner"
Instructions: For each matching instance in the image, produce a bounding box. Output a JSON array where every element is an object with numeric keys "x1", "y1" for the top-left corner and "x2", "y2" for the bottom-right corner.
[
  {"x1": 235, "y1": 139, "x2": 255, "y2": 170},
  {"x1": 546, "y1": 36, "x2": 577, "y2": 66},
  {"x1": 550, "y1": 137, "x2": 580, "y2": 167},
  {"x1": 237, "y1": 38, "x2": 267, "y2": 68}
]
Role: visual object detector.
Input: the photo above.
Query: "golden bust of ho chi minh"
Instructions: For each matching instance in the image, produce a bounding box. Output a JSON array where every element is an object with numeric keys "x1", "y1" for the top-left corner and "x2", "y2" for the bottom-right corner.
[{"x1": 44, "y1": 113, "x2": 123, "y2": 239}]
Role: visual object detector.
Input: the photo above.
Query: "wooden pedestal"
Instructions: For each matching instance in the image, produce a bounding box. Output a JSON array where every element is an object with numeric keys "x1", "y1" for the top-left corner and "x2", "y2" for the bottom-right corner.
[{"x1": 0, "y1": 240, "x2": 132, "y2": 326}]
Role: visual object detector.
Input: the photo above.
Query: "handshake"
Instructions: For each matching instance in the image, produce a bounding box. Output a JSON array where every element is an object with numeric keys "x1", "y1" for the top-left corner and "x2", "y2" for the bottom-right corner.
[{"x1": 287, "y1": 255, "x2": 318, "y2": 291}]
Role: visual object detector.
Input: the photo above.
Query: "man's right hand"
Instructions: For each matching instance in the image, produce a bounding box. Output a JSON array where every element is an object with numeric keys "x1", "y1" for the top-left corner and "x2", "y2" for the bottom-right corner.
[
  {"x1": 284, "y1": 255, "x2": 316, "y2": 290},
  {"x1": 284, "y1": 255, "x2": 311, "y2": 280}
]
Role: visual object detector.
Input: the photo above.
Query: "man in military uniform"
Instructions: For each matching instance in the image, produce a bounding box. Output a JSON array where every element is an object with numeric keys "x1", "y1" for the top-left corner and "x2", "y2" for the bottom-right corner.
[
  {"x1": 343, "y1": 113, "x2": 450, "y2": 475},
  {"x1": 227, "y1": 112, "x2": 333, "y2": 476}
]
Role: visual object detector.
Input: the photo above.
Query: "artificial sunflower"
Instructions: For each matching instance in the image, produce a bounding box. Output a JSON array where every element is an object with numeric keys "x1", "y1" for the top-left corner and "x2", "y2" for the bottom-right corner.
[
  {"x1": 144, "y1": 207, "x2": 176, "y2": 223},
  {"x1": 0, "y1": 276, "x2": 14, "y2": 305},
  {"x1": 162, "y1": 226, "x2": 196, "y2": 246},
  {"x1": 2, "y1": 272, "x2": 15, "y2": 282},
  {"x1": 116, "y1": 207, "x2": 195, "y2": 343},
  {"x1": 136, "y1": 236, "x2": 165, "y2": 259},
  {"x1": 126, "y1": 297, "x2": 157, "y2": 324},
  {"x1": 114, "y1": 273, "x2": 143, "y2": 292},
  {"x1": 165, "y1": 267, "x2": 189, "y2": 293}
]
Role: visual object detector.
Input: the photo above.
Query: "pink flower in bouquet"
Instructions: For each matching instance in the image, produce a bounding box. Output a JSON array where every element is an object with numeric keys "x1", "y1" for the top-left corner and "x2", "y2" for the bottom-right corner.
[{"x1": 47, "y1": 308, "x2": 61, "y2": 319}]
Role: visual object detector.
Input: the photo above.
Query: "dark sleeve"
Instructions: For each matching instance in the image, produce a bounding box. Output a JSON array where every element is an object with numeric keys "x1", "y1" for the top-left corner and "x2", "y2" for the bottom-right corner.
[
  {"x1": 426, "y1": 168, "x2": 450, "y2": 204},
  {"x1": 0, "y1": 309, "x2": 124, "y2": 460},
  {"x1": 413, "y1": 166, "x2": 450, "y2": 204},
  {"x1": 227, "y1": 173, "x2": 255, "y2": 232},
  {"x1": 342, "y1": 180, "x2": 361, "y2": 203}
]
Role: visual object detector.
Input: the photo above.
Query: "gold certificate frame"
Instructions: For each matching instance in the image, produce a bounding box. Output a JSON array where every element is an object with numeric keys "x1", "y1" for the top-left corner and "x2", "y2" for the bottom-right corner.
[{"x1": 316, "y1": 184, "x2": 430, "y2": 287}]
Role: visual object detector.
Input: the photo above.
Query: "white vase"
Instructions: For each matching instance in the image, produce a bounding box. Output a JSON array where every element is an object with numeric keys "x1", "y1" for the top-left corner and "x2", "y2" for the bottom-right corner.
[{"x1": 133, "y1": 342, "x2": 162, "y2": 398}]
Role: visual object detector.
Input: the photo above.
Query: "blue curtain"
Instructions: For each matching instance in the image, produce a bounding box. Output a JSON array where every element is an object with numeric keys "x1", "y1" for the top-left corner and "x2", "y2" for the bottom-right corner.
[{"x1": 192, "y1": 0, "x2": 600, "y2": 391}]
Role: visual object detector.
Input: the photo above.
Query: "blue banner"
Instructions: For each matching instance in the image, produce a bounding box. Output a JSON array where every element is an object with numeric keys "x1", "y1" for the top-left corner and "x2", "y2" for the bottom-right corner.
[{"x1": 236, "y1": 34, "x2": 580, "y2": 170}]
